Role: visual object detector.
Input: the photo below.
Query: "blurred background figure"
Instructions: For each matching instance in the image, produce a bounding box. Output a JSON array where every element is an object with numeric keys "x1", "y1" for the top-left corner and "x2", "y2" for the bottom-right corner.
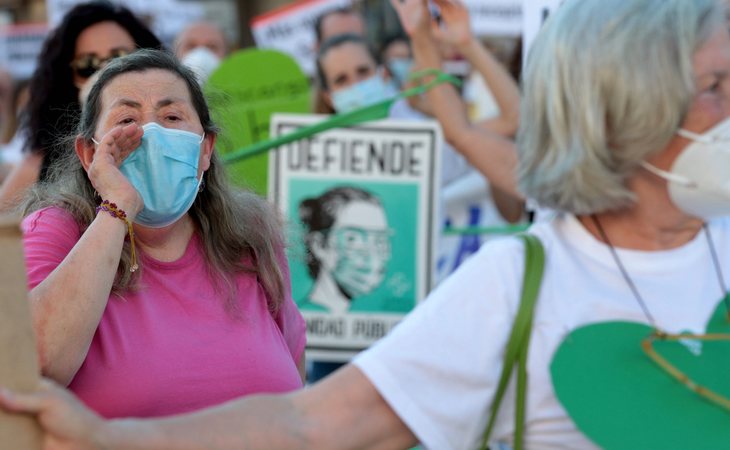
[
  {"x1": 312, "y1": 7, "x2": 367, "y2": 114},
  {"x1": 174, "y1": 21, "x2": 230, "y2": 86},
  {"x1": 0, "y1": 0, "x2": 161, "y2": 213}
]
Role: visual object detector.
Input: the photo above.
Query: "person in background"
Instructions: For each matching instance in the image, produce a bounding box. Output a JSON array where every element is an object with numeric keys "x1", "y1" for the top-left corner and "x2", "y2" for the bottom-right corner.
[
  {"x1": 0, "y1": 1, "x2": 161, "y2": 212},
  {"x1": 16, "y1": 49, "x2": 306, "y2": 419},
  {"x1": 380, "y1": 33, "x2": 414, "y2": 91},
  {"x1": 174, "y1": 21, "x2": 229, "y2": 86},
  {"x1": 312, "y1": 7, "x2": 367, "y2": 114}
]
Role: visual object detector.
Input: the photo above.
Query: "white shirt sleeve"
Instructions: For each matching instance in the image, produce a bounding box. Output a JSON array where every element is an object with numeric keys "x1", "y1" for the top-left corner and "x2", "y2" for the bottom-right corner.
[{"x1": 353, "y1": 237, "x2": 526, "y2": 449}]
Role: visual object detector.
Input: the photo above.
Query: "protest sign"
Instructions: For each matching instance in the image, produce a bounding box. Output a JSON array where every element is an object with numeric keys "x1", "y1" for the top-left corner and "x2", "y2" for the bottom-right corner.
[
  {"x1": 251, "y1": 0, "x2": 352, "y2": 76},
  {"x1": 462, "y1": 0, "x2": 522, "y2": 37},
  {"x1": 0, "y1": 216, "x2": 41, "y2": 449},
  {"x1": 0, "y1": 24, "x2": 47, "y2": 80},
  {"x1": 269, "y1": 114, "x2": 441, "y2": 360},
  {"x1": 522, "y1": 0, "x2": 563, "y2": 66},
  {"x1": 207, "y1": 49, "x2": 310, "y2": 194}
]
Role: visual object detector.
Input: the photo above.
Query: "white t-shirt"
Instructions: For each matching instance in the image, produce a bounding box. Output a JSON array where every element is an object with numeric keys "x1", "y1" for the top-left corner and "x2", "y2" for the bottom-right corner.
[{"x1": 354, "y1": 214, "x2": 729, "y2": 449}]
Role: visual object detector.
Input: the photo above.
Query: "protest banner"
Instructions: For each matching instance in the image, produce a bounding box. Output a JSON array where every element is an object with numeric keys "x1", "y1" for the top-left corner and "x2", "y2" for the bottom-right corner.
[
  {"x1": 462, "y1": 0, "x2": 522, "y2": 37},
  {"x1": 207, "y1": 49, "x2": 310, "y2": 194},
  {"x1": 0, "y1": 24, "x2": 47, "y2": 80},
  {"x1": 0, "y1": 216, "x2": 41, "y2": 449},
  {"x1": 269, "y1": 113, "x2": 441, "y2": 360},
  {"x1": 251, "y1": 0, "x2": 352, "y2": 76}
]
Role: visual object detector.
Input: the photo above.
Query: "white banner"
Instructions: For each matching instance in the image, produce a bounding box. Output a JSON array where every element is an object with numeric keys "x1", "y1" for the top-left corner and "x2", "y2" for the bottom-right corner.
[
  {"x1": 463, "y1": 0, "x2": 522, "y2": 37},
  {"x1": 0, "y1": 24, "x2": 48, "y2": 80},
  {"x1": 251, "y1": 0, "x2": 352, "y2": 76}
]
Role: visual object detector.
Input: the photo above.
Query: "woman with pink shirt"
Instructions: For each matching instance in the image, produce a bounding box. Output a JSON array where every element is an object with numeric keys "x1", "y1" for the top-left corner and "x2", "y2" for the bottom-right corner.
[{"x1": 18, "y1": 49, "x2": 306, "y2": 418}]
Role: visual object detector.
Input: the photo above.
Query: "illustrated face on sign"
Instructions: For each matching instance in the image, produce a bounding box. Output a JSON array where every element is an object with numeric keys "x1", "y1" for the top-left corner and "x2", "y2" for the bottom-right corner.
[
  {"x1": 311, "y1": 199, "x2": 392, "y2": 300},
  {"x1": 328, "y1": 200, "x2": 392, "y2": 299}
]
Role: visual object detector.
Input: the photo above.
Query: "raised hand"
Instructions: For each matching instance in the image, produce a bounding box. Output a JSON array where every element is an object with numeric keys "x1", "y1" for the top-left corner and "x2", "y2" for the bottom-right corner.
[
  {"x1": 431, "y1": 0, "x2": 473, "y2": 47},
  {"x1": 389, "y1": 0, "x2": 434, "y2": 37},
  {"x1": 84, "y1": 123, "x2": 144, "y2": 218}
]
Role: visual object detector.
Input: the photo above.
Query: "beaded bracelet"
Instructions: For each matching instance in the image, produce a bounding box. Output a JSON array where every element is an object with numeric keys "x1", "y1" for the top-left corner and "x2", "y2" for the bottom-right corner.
[{"x1": 96, "y1": 199, "x2": 138, "y2": 272}]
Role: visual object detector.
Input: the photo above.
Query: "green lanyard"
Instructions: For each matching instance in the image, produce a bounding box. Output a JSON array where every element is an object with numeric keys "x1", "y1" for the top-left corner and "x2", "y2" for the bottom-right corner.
[{"x1": 221, "y1": 70, "x2": 462, "y2": 165}]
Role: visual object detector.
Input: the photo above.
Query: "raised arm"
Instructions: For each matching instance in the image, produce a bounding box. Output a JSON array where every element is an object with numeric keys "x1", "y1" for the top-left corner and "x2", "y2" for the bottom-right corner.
[
  {"x1": 0, "y1": 365, "x2": 417, "y2": 449},
  {"x1": 393, "y1": 0, "x2": 524, "y2": 204},
  {"x1": 431, "y1": 0, "x2": 520, "y2": 137},
  {"x1": 27, "y1": 124, "x2": 143, "y2": 385}
]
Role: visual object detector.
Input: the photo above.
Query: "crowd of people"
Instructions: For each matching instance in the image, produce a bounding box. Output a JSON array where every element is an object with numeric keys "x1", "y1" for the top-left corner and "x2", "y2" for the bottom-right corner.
[{"x1": 1, "y1": 0, "x2": 729, "y2": 448}]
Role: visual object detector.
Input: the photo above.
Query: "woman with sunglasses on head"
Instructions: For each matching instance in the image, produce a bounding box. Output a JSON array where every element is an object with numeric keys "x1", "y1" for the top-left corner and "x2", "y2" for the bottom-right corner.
[{"x1": 0, "y1": 0, "x2": 161, "y2": 211}]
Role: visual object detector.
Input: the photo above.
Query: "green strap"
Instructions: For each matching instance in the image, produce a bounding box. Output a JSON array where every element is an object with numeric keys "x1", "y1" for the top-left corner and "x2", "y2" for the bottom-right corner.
[
  {"x1": 479, "y1": 234, "x2": 545, "y2": 450},
  {"x1": 221, "y1": 70, "x2": 462, "y2": 165}
]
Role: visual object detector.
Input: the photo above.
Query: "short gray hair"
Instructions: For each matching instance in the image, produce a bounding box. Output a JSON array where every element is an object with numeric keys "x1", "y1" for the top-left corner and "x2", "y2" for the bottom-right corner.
[{"x1": 518, "y1": 0, "x2": 724, "y2": 214}]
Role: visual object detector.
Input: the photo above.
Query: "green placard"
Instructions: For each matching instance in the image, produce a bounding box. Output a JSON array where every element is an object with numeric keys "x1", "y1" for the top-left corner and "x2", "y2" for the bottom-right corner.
[
  {"x1": 206, "y1": 49, "x2": 310, "y2": 194},
  {"x1": 551, "y1": 301, "x2": 730, "y2": 449}
]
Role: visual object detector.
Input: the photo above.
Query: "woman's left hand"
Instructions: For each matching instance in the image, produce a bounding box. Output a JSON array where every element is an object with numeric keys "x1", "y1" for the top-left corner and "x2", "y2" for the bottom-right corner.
[{"x1": 0, "y1": 379, "x2": 105, "y2": 450}]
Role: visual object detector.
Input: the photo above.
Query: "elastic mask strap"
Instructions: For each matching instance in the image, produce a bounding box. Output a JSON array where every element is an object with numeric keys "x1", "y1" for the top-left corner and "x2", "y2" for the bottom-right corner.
[
  {"x1": 640, "y1": 161, "x2": 697, "y2": 188},
  {"x1": 91, "y1": 138, "x2": 100, "y2": 146},
  {"x1": 677, "y1": 128, "x2": 714, "y2": 144}
]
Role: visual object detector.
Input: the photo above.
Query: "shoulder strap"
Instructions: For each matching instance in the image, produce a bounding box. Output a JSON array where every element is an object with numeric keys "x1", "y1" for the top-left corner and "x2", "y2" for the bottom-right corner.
[{"x1": 479, "y1": 233, "x2": 545, "y2": 450}]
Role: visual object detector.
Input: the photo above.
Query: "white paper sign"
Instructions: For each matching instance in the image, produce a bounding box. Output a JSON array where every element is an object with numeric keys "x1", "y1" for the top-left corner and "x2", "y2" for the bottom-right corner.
[
  {"x1": 0, "y1": 24, "x2": 48, "y2": 80},
  {"x1": 251, "y1": 0, "x2": 352, "y2": 76},
  {"x1": 268, "y1": 113, "x2": 441, "y2": 360},
  {"x1": 462, "y1": 0, "x2": 522, "y2": 37}
]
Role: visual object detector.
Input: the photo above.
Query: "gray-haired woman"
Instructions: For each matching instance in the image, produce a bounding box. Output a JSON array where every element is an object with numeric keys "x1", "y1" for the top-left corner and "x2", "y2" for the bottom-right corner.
[
  {"x1": 16, "y1": 49, "x2": 306, "y2": 418},
  {"x1": 2, "y1": 0, "x2": 730, "y2": 448}
]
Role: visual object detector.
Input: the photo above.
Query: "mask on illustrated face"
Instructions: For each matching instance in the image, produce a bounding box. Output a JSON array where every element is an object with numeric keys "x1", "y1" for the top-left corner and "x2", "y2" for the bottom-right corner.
[
  {"x1": 329, "y1": 227, "x2": 391, "y2": 298},
  {"x1": 118, "y1": 122, "x2": 204, "y2": 227},
  {"x1": 181, "y1": 47, "x2": 221, "y2": 86},
  {"x1": 388, "y1": 58, "x2": 413, "y2": 88},
  {"x1": 641, "y1": 117, "x2": 730, "y2": 219},
  {"x1": 331, "y1": 74, "x2": 392, "y2": 114}
]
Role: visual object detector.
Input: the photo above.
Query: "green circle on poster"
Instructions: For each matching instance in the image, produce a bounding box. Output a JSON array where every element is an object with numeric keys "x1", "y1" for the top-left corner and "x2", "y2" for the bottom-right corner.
[
  {"x1": 550, "y1": 301, "x2": 730, "y2": 449},
  {"x1": 206, "y1": 49, "x2": 311, "y2": 194}
]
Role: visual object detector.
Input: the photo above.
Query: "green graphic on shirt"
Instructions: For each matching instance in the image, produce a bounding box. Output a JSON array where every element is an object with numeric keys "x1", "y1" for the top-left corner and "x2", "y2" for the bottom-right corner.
[
  {"x1": 286, "y1": 178, "x2": 419, "y2": 314},
  {"x1": 551, "y1": 300, "x2": 730, "y2": 449},
  {"x1": 207, "y1": 49, "x2": 310, "y2": 194}
]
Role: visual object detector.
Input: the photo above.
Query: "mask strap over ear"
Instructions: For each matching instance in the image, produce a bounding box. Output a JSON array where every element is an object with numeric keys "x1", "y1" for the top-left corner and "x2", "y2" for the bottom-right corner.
[
  {"x1": 677, "y1": 128, "x2": 716, "y2": 144},
  {"x1": 640, "y1": 161, "x2": 697, "y2": 188}
]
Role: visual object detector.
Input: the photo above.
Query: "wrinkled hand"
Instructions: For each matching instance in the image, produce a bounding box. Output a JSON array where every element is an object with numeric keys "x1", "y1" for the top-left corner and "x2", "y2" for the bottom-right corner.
[
  {"x1": 0, "y1": 379, "x2": 106, "y2": 450},
  {"x1": 87, "y1": 123, "x2": 144, "y2": 218},
  {"x1": 390, "y1": 0, "x2": 434, "y2": 37},
  {"x1": 431, "y1": 0, "x2": 473, "y2": 47}
]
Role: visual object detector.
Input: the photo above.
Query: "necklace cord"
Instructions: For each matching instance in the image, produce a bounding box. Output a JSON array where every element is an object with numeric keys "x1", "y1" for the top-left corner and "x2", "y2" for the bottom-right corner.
[{"x1": 590, "y1": 215, "x2": 657, "y2": 326}]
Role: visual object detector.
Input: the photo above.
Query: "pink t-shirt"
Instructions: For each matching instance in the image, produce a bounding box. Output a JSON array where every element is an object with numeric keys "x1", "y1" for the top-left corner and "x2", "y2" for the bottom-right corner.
[{"x1": 23, "y1": 207, "x2": 306, "y2": 419}]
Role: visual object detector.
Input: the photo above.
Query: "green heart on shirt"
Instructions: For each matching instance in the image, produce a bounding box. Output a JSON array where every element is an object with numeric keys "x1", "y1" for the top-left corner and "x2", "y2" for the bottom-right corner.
[{"x1": 551, "y1": 300, "x2": 730, "y2": 449}]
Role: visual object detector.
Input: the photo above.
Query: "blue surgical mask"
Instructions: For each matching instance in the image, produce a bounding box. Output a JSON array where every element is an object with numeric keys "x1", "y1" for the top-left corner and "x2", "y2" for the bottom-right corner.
[
  {"x1": 331, "y1": 74, "x2": 392, "y2": 114},
  {"x1": 387, "y1": 58, "x2": 413, "y2": 88},
  {"x1": 118, "y1": 122, "x2": 204, "y2": 227}
]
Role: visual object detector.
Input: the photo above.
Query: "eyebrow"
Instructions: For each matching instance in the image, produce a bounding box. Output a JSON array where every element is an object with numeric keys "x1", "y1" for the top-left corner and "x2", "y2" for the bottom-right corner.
[{"x1": 110, "y1": 97, "x2": 187, "y2": 110}]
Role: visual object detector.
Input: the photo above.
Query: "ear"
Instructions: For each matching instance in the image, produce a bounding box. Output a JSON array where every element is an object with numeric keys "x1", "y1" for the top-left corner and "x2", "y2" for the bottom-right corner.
[
  {"x1": 75, "y1": 135, "x2": 95, "y2": 172},
  {"x1": 310, "y1": 231, "x2": 336, "y2": 269},
  {"x1": 199, "y1": 133, "x2": 217, "y2": 172}
]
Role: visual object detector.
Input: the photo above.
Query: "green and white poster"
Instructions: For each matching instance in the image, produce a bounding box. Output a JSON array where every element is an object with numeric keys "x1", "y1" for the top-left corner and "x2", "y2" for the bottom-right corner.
[
  {"x1": 269, "y1": 114, "x2": 441, "y2": 360},
  {"x1": 207, "y1": 49, "x2": 310, "y2": 194}
]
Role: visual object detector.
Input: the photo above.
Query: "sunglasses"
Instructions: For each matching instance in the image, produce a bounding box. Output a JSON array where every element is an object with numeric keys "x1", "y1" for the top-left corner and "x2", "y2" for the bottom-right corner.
[{"x1": 70, "y1": 48, "x2": 131, "y2": 79}]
